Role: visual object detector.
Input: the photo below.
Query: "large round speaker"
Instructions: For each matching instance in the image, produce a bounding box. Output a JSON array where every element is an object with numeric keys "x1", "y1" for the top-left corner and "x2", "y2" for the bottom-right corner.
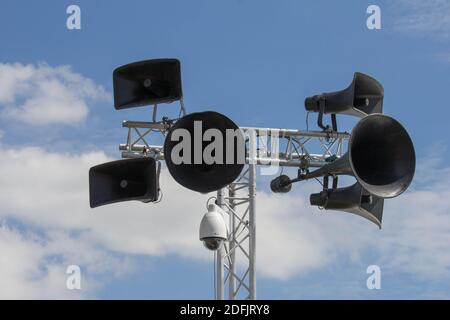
[
  {"x1": 164, "y1": 111, "x2": 245, "y2": 193},
  {"x1": 348, "y1": 114, "x2": 415, "y2": 198},
  {"x1": 299, "y1": 114, "x2": 415, "y2": 199}
]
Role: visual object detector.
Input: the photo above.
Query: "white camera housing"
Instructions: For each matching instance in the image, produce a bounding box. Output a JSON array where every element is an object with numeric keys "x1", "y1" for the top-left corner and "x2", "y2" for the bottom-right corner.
[{"x1": 199, "y1": 204, "x2": 228, "y2": 251}]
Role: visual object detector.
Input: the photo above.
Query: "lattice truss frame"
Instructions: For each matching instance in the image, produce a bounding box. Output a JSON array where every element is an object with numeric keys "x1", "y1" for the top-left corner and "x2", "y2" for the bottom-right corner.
[
  {"x1": 119, "y1": 121, "x2": 350, "y2": 170},
  {"x1": 219, "y1": 168, "x2": 253, "y2": 300}
]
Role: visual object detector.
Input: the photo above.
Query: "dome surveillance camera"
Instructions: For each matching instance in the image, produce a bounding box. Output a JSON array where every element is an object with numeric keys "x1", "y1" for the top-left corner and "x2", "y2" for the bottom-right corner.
[
  {"x1": 199, "y1": 204, "x2": 228, "y2": 251},
  {"x1": 203, "y1": 238, "x2": 224, "y2": 251}
]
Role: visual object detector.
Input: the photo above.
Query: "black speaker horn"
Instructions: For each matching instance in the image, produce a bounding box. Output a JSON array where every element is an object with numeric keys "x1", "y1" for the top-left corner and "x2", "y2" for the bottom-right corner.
[
  {"x1": 300, "y1": 114, "x2": 415, "y2": 199},
  {"x1": 305, "y1": 72, "x2": 384, "y2": 118},
  {"x1": 89, "y1": 158, "x2": 160, "y2": 208},
  {"x1": 164, "y1": 111, "x2": 245, "y2": 193},
  {"x1": 113, "y1": 59, "x2": 182, "y2": 110},
  {"x1": 310, "y1": 182, "x2": 384, "y2": 228}
]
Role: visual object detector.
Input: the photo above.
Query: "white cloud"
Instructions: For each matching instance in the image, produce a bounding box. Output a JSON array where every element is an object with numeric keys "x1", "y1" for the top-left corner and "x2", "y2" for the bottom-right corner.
[
  {"x1": 389, "y1": 0, "x2": 450, "y2": 38},
  {"x1": 0, "y1": 223, "x2": 133, "y2": 299},
  {"x1": 0, "y1": 63, "x2": 109, "y2": 125},
  {"x1": 0, "y1": 143, "x2": 450, "y2": 299}
]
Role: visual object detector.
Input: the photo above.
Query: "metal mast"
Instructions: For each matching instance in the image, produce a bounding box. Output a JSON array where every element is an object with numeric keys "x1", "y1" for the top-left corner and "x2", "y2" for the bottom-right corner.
[{"x1": 215, "y1": 163, "x2": 257, "y2": 300}]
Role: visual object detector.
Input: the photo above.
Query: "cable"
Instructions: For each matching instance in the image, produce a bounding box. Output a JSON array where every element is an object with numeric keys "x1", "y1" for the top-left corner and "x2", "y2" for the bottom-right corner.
[
  {"x1": 213, "y1": 251, "x2": 216, "y2": 300},
  {"x1": 208, "y1": 195, "x2": 218, "y2": 299},
  {"x1": 152, "y1": 104, "x2": 158, "y2": 122},
  {"x1": 153, "y1": 161, "x2": 163, "y2": 204},
  {"x1": 314, "y1": 178, "x2": 324, "y2": 187},
  {"x1": 291, "y1": 139, "x2": 304, "y2": 162},
  {"x1": 153, "y1": 188, "x2": 163, "y2": 204},
  {"x1": 206, "y1": 196, "x2": 217, "y2": 209},
  {"x1": 306, "y1": 111, "x2": 310, "y2": 131}
]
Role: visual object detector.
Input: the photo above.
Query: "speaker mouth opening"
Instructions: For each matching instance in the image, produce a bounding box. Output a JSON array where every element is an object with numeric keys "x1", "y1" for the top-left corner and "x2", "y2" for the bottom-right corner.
[
  {"x1": 349, "y1": 114, "x2": 415, "y2": 198},
  {"x1": 89, "y1": 158, "x2": 159, "y2": 208},
  {"x1": 113, "y1": 59, "x2": 182, "y2": 109}
]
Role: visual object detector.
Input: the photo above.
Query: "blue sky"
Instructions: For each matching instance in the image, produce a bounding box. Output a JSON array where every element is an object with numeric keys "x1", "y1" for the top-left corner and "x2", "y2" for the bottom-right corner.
[{"x1": 0, "y1": 0, "x2": 449, "y2": 299}]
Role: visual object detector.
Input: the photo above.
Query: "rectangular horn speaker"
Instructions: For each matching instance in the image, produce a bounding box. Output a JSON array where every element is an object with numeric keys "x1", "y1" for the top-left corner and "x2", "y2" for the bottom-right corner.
[
  {"x1": 89, "y1": 158, "x2": 160, "y2": 208},
  {"x1": 113, "y1": 58, "x2": 182, "y2": 110}
]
